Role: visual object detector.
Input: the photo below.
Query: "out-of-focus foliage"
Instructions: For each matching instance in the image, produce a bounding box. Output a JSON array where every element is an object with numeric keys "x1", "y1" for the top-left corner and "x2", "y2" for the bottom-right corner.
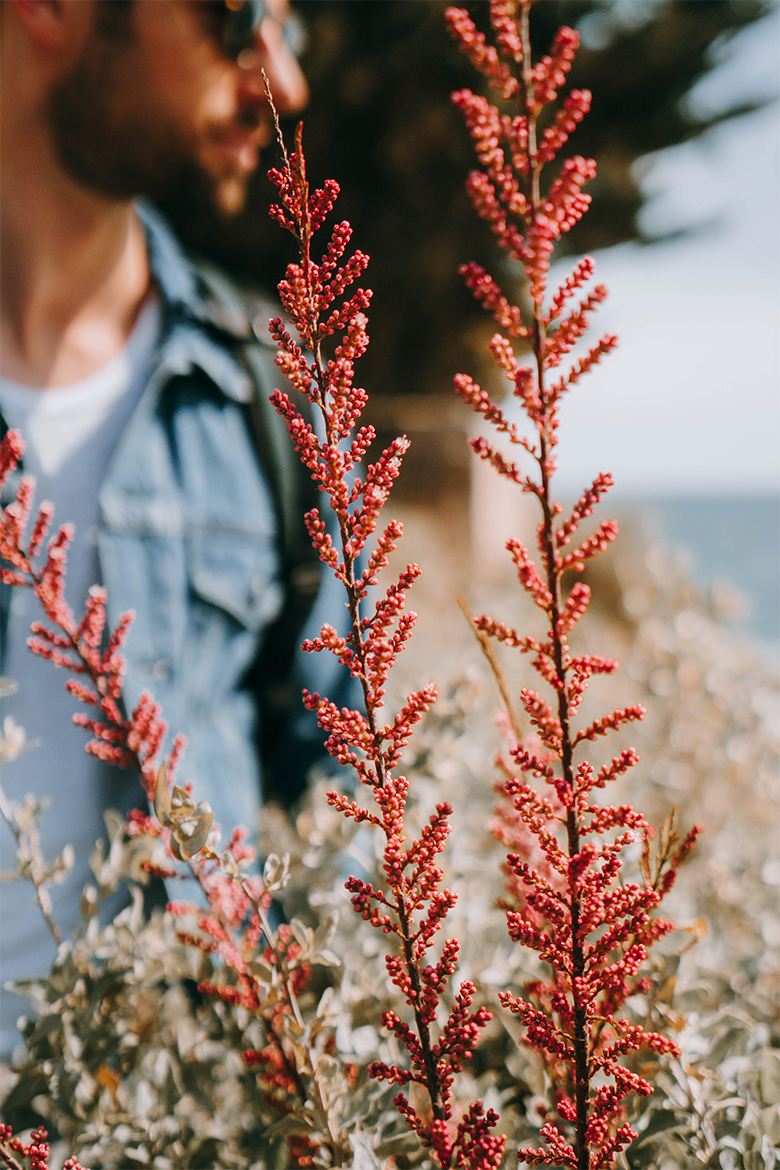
[
  {"x1": 2, "y1": 544, "x2": 777, "y2": 1168},
  {"x1": 159, "y1": 0, "x2": 771, "y2": 401}
]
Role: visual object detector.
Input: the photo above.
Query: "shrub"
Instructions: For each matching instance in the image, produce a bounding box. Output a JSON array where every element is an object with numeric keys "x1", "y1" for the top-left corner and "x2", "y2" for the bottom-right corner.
[{"x1": 2, "y1": 3, "x2": 775, "y2": 1168}]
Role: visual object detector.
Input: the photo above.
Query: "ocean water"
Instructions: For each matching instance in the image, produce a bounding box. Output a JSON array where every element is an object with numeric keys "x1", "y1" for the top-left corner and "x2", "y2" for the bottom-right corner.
[{"x1": 621, "y1": 494, "x2": 780, "y2": 658}]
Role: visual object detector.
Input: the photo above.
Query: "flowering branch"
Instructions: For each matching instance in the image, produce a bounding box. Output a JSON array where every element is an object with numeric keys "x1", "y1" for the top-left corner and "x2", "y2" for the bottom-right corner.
[
  {"x1": 447, "y1": 3, "x2": 702, "y2": 1167},
  {"x1": 265, "y1": 104, "x2": 505, "y2": 1168},
  {"x1": 0, "y1": 431, "x2": 354, "y2": 1165},
  {"x1": 0, "y1": 1126, "x2": 88, "y2": 1170},
  {"x1": 0, "y1": 429, "x2": 184, "y2": 800}
]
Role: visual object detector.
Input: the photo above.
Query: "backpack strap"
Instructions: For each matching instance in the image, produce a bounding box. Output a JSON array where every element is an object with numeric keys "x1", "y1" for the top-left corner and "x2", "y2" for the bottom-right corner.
[{"x1": 189, "y1": 258, "x2": 323, "y2": 785}]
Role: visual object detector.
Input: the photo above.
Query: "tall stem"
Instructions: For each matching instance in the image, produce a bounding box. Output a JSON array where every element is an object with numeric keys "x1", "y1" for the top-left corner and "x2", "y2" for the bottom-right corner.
[
  {"x1": 518, "y1": 3, "x2": 590, "y2": 1164},
  {"x1": 311, "y1": 348, "x2": 449, "y2": 1155}
]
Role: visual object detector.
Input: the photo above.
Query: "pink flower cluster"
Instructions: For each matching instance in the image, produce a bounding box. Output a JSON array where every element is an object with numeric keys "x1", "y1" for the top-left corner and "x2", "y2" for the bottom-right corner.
[
  {"x1": 0, "y1": 1125, "x2": 88, "y2": 1170},
  {"x1": 266, "y1": 123, "x2": 505, "y2": 1169},
  {"x1": 447, "y1": 3, "x2": 701, "y2": 1168},
  {"x1": 0, "y1": 430, "x2": 180, "y2": 800}
]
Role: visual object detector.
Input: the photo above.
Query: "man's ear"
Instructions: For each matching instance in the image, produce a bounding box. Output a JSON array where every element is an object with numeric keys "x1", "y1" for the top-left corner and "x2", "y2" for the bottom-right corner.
[{"x1": 8, "y1": 0, "x2": 87, "y2": 54}]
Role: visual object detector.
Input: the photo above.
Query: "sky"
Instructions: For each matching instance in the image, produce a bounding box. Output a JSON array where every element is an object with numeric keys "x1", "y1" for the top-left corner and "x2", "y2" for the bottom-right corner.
[{"x1": 546, "y1": 4, "x2": 780, "y2": 498}]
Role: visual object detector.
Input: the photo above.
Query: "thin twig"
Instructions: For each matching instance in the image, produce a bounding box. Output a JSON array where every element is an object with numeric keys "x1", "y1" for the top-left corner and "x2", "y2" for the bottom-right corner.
[
  {"x1": 458, "y1": 595, "x2": 523, "y2": 742},
  {"x1": 0, "y1": 1142, "x2": 25, "y2": 1170},
  {"x1": 0, "y1": 781, "x2": 62, "y2": 946}
]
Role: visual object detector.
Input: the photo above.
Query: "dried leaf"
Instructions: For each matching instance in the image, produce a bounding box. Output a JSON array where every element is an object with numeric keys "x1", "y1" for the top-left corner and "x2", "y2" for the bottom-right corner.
[
  {"x1": 263, "y1": 852, "x2": 291, "y2": 891},
  {"x1": 313, "y1": 910, "x2": 338, "y2": 952},
  {"x1": 152, "y1": 760, "x2": 170, "y2": 824},
  {"x1": 290, "y1": 917, "x2": 313, "y2": 953}
]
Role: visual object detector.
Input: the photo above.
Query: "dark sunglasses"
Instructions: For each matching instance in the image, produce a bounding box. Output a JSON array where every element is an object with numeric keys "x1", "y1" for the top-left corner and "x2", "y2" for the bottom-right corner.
[{"x1": 218, "y1": 0, "x2": 306, "y2": 61}]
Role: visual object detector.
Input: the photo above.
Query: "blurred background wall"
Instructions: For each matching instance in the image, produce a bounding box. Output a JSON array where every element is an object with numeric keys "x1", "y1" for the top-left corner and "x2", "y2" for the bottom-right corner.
[{"x1": 157, "y1": 0, "x2": 779, "y2": 653}]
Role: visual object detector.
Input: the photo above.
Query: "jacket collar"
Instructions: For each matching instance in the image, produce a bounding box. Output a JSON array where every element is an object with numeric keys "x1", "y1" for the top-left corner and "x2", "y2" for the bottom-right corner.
[{"x1": 136, "y1": 201, "x2": 255, "y2": 403}]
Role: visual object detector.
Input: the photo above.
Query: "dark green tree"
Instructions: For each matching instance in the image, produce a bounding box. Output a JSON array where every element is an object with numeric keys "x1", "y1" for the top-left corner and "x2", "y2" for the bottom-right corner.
[{"x1": 159, "y1": 0, "x2": 772, "y2": 416}]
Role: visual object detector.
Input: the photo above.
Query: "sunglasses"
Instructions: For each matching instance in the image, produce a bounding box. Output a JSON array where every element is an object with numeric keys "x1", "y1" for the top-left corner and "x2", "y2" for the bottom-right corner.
[{"x1": 219, "y1": 0, "x2": 306, "y2": 61}]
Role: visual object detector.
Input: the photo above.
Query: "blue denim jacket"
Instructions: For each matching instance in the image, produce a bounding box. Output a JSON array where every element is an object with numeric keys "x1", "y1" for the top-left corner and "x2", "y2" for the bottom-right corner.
[{"x1": 0, "y1": 204, "x2": 352, "y2": 846}]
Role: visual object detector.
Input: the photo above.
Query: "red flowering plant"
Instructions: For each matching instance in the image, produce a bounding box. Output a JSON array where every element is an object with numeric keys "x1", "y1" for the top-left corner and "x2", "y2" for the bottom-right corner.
[
  {"x1": 0, "y1": 432, "x2": 353, "y2": 1164},
  {"x1": 445, "y1": 2, "x2": 702, "y2": 1167},
  {"x1": 0, "y1": 1124, "x2": 88, "y2": 1170},
  {"x1": 263, "y1": 108, "x2": 506, "y2": 1170},
  {"x1": 0, "y1": 4, "x2": 710, "y2": 1162},
  {"x1": 0, "y1": 429, "x2": 188, "y2": 809}
]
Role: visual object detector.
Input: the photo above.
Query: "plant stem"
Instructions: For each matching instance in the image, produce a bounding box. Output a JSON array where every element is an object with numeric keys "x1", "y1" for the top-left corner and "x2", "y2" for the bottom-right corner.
[
  {"x1": 0, "y1": 780, "x2": 62, "y2": 947},
  {"x1": 0, "y1": 1143, "x2": 25, "y2": 1170},
  {"x1": 518, "y1": 3, "x2": 590, "y2": 1163},
  {"x1": 458, "y1": 596, "x2": 522, "y2": 741},
  {"x1": 311, "y1": 343, "x2": 450, "y2": 1153}
]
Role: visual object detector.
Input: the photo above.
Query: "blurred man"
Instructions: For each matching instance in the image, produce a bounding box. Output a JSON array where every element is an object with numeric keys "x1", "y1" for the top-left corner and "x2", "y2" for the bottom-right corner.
[{"x1": 0, "y1": 0, "x2": 343, "y2": 1055}]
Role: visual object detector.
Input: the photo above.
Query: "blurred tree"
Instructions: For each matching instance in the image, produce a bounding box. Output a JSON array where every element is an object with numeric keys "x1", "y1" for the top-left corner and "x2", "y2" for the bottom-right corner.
[{"x1": 157, "y1": 0, "x2": 770, "y2": 412}]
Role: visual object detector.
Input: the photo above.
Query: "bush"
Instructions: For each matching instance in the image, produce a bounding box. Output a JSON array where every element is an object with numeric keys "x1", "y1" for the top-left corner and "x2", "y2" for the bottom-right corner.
[{"x1": 1, "y1": 3, "x2": 777, "y2": 1168}]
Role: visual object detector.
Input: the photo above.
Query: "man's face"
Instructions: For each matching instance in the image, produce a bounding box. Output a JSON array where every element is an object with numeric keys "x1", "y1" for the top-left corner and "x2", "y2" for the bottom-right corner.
[{"x1": 48, "y1": 0, "x2": 308, "y2": 214}]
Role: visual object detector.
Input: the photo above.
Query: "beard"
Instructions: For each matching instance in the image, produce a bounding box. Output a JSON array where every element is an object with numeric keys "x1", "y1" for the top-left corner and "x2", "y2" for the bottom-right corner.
[{"x1": 46, "y1": 14, "x2": 257, "y2": 217}]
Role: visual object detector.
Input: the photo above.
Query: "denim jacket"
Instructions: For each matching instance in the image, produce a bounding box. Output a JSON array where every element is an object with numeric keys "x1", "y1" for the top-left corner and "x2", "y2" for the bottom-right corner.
[{"x1": 0, "y1": 204, "x2": 351, "y2": 846}]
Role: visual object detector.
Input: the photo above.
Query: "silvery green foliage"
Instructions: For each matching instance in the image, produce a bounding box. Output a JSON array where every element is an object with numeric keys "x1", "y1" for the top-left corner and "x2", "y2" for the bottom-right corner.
[
  {"x1": 626, "y1": 1015, "x2": 779, "y2": 1169},
  {"x1": 1, "y1": 547, "x2": 777, "y2": 1168},
  {"x1": 1, "y1": 677, "x2": 73, "y2": 945}
]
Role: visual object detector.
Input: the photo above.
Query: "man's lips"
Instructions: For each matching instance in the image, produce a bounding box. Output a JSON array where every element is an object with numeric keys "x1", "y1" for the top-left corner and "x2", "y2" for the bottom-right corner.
[
  {"x1": 211, "y1": 132, "x2": 260, "y2": 170},
  {"x1": 209, "y1": 114, "x2": 272, "y2": 172}
]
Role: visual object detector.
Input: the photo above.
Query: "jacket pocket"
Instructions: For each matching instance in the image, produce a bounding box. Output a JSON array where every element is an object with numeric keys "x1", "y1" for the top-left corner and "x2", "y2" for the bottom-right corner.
[{"x1": 187, "y1": 530, "x2": 283, "y2": 632}]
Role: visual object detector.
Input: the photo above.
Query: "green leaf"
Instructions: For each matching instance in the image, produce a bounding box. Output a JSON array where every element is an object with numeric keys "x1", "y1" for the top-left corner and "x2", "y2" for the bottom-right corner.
[
  {"x1": 313, "y1": 948, "x2": 342, "y2": 968},
  {"x1": 374, "y1": 1131, "x2": 422, "y2": 1158},
  {"x1": 264, "y1": 1112, "x2": 316, "y2": 1139},
  {"x1": 247, "y1": 960, "x2": 275, "y2": 983},
  {"x1": 0, "y1": 1069, "x2": 49, "y2": 1115},
  {"x1": 760, "y1": 1050, "x2": 780, "y2": 1106},
  {"x1": 632, "y1": 1108, "x2": 684, "y2": 1145}
]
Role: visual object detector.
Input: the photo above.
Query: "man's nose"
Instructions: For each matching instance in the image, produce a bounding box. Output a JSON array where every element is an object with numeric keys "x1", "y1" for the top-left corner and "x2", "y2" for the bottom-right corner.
[{"x1": 238, "y1": 15, "x2": 309, "y2": 115}]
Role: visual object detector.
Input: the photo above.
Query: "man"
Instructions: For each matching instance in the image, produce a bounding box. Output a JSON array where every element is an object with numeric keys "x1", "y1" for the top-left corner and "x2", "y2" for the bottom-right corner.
[{"x1": 0, "y1": 0, "x2": 347, "y2": 1056}]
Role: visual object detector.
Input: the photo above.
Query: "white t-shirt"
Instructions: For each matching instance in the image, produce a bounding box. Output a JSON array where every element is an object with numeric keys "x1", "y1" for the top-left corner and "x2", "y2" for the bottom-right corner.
[{"x1": 0, "y1": 298, "x2": 161, "y2": 1056}]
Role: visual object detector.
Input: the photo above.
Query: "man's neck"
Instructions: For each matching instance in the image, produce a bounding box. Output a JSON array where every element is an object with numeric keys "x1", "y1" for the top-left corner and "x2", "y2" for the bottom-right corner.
[{"x1": 1, "y1": 135, "x2": 150, "y2": 389}]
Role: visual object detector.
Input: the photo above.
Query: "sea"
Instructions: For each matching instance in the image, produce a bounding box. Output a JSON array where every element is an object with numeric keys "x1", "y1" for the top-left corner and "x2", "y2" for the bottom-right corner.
[{"x1": 618, "y1": 494, "x2": 780, "y2": 666}]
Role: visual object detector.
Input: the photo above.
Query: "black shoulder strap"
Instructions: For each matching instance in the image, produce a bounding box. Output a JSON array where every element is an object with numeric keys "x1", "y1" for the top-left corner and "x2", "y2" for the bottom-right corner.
[{"x1": 190, "y1": 258, "x2": 323, "y2": 780}]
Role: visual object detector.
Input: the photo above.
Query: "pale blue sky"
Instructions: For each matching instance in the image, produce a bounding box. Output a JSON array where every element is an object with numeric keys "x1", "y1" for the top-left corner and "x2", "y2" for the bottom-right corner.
[{"x1": 548, "y1": 4, "x2": 780, "y2": 497}]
